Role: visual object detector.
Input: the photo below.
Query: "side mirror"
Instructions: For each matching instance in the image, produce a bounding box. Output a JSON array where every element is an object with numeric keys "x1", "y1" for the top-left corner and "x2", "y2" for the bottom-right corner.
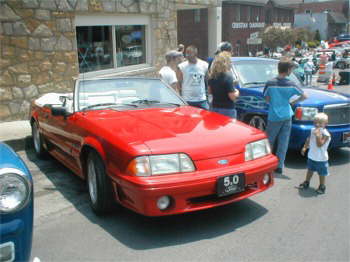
[{"x1": 51, "y1": 106, "x2": 70, "y2": 117}]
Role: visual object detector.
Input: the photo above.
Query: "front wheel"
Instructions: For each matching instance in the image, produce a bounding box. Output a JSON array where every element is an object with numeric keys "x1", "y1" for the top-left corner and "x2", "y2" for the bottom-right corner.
[
  {"x1": 247, "y1": 115, "x2": 267, "y2": 131},
  {"x1": 31, "y1": 121, "x2": 47, "y2": 158},
  {"x1": 87, "y1": 150, "x2": 114, "y2": 215}
]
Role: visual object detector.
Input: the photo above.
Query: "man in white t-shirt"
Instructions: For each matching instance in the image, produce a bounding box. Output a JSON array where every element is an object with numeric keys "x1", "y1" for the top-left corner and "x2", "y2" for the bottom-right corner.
[
  {"x1": 177, "y1": 45, "x2": 209, "y2": 110},
  {"x1": 159, "y1": 50, "x2": 183, "y2": 93}
]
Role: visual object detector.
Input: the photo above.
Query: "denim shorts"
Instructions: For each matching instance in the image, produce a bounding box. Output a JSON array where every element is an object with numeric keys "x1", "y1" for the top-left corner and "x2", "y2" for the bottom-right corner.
[{"x1": 307, "y1": 158, "x2": 329, "y2": 176}]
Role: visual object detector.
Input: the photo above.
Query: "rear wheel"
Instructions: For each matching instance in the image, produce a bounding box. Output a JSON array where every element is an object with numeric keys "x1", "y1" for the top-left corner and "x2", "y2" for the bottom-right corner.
[
  {"x1": 31, "y1": 121, "x2": 47, "y2": 158},
  {"x1": 87, "y1": 150, "x2": 114, "y2": 215},
  {"x1": 247, "y1": 115, "x2": 267, "y2": 131}
]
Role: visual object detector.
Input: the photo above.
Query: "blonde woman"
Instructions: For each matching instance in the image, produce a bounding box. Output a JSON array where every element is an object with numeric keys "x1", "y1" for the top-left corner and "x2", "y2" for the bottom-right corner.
[{"x1": 208, "y1": 51, "x2": 239, "y2": 118}]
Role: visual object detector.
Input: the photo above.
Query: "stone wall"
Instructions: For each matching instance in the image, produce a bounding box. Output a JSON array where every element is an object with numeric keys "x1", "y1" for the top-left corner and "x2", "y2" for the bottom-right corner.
[{"x1": 0, "y1": 0, "x2": 219, "y2": 122}]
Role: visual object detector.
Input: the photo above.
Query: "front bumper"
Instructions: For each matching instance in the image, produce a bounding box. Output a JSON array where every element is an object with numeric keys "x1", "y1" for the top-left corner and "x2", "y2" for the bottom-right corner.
[
  {"x1": 111, "y1": 154, "x2": 277, "y2": 216},
  {"x1": 290, "y1": 123, "x2": 350, "y2": 150},
  {"x1": 0, "y1": 203, "x2": 33, "y2": 262},
  {"x1": 0, "y1": 219, "x2": 32, "y2": 262}
]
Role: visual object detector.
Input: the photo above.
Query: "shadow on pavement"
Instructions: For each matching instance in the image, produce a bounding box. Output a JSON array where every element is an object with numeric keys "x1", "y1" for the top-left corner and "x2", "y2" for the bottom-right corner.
[
  {"x1": 81, "y1": 198, "x2": 268, "y2": 250},
  {"x1": 24, "y1": 138, "x2": 269, "y2": 250},
  {"x1": 285, "y1": 147, "x2": 350, "y2": 170},
  {"x1": 273, "y1": 172, "x2": 291, "y2": 180},
  {"x1": 295, "y1": 186, "x2": 319, "y2": 198},
  {"x1": 4, "y1": 136, "x2": 32, "y2": 152}
]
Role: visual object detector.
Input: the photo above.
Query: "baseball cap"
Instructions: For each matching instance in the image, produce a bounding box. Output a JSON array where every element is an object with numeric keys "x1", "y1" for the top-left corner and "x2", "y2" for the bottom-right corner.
[
  {"x1": 165, "y1": 50, "x2": 183, "y2": 60},
  {"x1": 217, "y1": 42, "x2": 233, "y2": 52}
]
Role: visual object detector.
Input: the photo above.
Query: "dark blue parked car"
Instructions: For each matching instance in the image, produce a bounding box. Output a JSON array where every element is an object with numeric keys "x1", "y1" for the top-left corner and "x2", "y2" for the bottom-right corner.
[
  {"x1": 231, "y1": 57, "x2": 350, "y2": 150},
  {"x1": 0, "y1": 142, "x2": 33, "y2": 262}
]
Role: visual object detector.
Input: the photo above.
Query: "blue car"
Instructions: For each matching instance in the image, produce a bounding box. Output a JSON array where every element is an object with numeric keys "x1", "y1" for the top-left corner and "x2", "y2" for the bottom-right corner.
[
  {"x1": 0, "y1": 142, "x2": 33, "y2": 262},
  {"x1": 231, "y1": 57, "x2": 350, "y2": 150}
]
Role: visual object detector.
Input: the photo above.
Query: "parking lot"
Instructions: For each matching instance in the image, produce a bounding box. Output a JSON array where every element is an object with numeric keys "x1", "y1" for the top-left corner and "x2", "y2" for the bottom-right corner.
[{"x1": 2, "y1": 80, "x2": 349, "y2": 261}]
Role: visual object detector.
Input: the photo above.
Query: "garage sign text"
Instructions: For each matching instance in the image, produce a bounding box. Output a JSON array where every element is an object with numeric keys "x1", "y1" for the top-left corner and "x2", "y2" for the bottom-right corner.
[{"x1": 232, "y1": 22, "x2": 265, "y2": 29}]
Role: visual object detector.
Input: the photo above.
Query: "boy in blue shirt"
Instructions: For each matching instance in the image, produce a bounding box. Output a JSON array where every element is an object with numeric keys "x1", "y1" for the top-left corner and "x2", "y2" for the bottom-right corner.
[{"x1": 263, "y1": 58, "x2": 307, "y2": 174}]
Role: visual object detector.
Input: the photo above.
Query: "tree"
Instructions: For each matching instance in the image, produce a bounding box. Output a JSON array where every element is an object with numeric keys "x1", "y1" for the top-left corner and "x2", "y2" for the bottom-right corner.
[
  {"x1": 262, "y1": 26, "x2": 296, "y2": 52},
  {"x1": 293, "y1": 28, "x2": 314, "y2": 43}
]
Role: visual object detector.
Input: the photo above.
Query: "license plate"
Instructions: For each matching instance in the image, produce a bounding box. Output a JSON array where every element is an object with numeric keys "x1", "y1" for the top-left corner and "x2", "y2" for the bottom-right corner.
[
  {"x1": 217, "y1": 173, "x2": 245, "y2": 197},
  {"x1": 343, "y1": 132, "x2": 350, "y2": 143}
]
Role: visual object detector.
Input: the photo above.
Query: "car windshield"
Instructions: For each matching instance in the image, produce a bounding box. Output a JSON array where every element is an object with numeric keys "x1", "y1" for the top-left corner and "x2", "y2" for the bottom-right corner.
[
  {"x1": 77, "y1": 78, "x2": 185, "y2": 111},
  {"x1": 232, "y1": 60, "x2": 302, "y2": 87}
]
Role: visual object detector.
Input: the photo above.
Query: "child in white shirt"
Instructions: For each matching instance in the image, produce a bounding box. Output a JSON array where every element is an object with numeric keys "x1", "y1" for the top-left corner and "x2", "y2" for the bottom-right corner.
[{"x1": 299, "y1": 113, "x2": 331, "y2": 194}]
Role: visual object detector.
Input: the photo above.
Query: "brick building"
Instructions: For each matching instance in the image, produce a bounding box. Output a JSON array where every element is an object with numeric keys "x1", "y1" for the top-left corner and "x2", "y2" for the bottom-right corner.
[
  {"x1": 223, "y1": 0, "x2": 294, "y2": 56},
  {"x1": 177, "y1": 0, "x2": 294, "y2": 58}
]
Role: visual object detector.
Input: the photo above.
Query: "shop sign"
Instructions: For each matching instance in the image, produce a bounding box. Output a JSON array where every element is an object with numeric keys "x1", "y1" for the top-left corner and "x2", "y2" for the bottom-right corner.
[
  {"x1": 273, "y1": 22, "x2": 292, "y2": 28},
  {"x1": 232, "y1": 22, "x2": 265, "y2": 29},
  {"x1": 247, "y1": 38, "x2": 262, "y2": 45}
]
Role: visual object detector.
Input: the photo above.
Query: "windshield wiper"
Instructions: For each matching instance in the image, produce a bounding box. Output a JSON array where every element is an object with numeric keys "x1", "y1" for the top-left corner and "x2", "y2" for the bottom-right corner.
[
  {"x1": 132, "y1": 99, "x2": 180, "y2": 107},
  {"x1": 82, "y1": 102, "x2": 137, "y2": 111},
  {"x1": 131, "y1": 99, "x2": 161, "y2": 104}
]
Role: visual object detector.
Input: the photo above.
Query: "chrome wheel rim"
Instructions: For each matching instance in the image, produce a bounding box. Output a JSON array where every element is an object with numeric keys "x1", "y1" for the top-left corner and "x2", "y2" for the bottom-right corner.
[
  {"x1": 88, "y1": 159, "x2": 98, "y2": 204},
  {"x1": 249, "y1": 116, "x2": 266, "y2": 131},
  {"x1": 33, "y1": 124, "x2": 41, "y2": 153}
]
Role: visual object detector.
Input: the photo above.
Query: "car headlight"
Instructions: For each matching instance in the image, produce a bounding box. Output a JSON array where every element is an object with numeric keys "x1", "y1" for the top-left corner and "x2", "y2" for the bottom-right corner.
[
  {"x1": 295, "y1": 107, "x2": 319, "y2": 121},
  {"x1": 127, "y1": 153, "x2": 195, "y2": 176},
  {"x1": 245, "y1": 139, "x2": 271, "y2": 161},
  {"x1": 0, "y1": 168, "x2": 31, "y2": 213}
]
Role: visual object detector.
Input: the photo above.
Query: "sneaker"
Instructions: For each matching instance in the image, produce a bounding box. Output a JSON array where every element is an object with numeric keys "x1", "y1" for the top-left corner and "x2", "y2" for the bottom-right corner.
[
  {"x1": 298, "y1": 181, "x2": 310, "y2": 189},
  {"x1": 275, "y1": 168, "x2": 283, "y2": 174},
  {"x1": 316, "y1": 185, "x2": 326, "y2": 194}
]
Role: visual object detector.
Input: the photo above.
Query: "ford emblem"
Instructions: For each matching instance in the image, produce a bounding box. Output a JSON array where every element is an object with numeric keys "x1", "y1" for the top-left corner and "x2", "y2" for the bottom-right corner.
[{"x1": 218, "y1": 159, "x2": 228, "y2": 165}]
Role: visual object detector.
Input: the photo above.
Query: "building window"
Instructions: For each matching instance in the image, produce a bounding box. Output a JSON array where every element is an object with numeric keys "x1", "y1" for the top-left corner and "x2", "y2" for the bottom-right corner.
[
  {"x1": 258, "y1": 8, "x2": 263, "y2": 22},
  {"x1": 115, "y1": 25, "x2": 146, "y2": 67},
  {"x1": 75, "y1": 15, "x2": 150, "y2": 74},
  {"x1": 247, "y1": 6, "x2": 251, "y2": 21},
  {"x1": 76, "y1": 26, "x2": 113, "y2": 72},
  {"x1": 194, "y1": 9, "x2": 201, "y2": 23},
  {"x1": 305, "y1": 10, "x2": 311, "y2": 14},
  {"x1": 235, "y1": 5, "x2": 241, "y2": 22}
]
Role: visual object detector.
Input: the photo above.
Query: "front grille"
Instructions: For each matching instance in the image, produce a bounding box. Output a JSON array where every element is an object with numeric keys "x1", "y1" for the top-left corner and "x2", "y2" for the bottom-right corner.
[{"x1": 323, "y1": 104, "x2": 350, "y2": 126}]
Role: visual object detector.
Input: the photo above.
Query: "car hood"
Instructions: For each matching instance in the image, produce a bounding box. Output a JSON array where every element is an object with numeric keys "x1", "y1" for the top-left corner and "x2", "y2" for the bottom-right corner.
[
  {"x1": 82, "y1": 106, "x2": 263, "y2": 160},
  {"x1": 299, "y1": 88, "x2": 350, "y2": 106}
]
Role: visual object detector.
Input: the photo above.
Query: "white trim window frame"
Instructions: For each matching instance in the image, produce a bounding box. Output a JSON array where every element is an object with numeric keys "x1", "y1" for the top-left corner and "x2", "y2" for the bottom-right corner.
[{"x1": 75, "y1": 15, "x2": 152, "y2": 78}]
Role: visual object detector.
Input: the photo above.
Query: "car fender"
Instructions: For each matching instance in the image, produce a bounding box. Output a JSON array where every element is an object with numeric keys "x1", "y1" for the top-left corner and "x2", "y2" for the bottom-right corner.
[
  {"x1": 30, "y1": 104, "x2": 40, "y2": 124},
  {"x1": 82, "y1": 136, "x2": 106, "y2": 162}
]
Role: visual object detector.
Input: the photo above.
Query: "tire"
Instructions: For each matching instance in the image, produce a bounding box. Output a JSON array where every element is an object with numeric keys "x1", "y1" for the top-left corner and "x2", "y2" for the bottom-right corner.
[
  {"x1": 31, "y1": 121, "x2": 47, "y2": 158},
  {"x1": 247, "y1": 115, "x2": 267, "y2": 131},
  {"x1": 87, "y1": 150, "x2": 114, "y2": 215}
]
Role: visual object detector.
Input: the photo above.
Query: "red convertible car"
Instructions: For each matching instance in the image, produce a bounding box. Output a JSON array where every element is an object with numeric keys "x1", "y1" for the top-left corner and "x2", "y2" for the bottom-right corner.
[{"x1": 30, "y1": 78, "x2": 277, "y2": 216}]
